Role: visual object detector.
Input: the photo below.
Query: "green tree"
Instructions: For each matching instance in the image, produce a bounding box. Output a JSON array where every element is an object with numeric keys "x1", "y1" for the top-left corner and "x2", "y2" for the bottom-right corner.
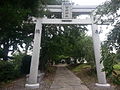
[
  {"x1": 95, "y1": 0, "x2": 120, "y2": 60},
  {"x1": 95, "y1": 0, "x2": 120, "y2": 84},
  {"x1": 0, "y1": 0, "x2": 47, "y2": 60},
  {"x1": 39, "y1": 23, "x2": 95, "y2": 70}
]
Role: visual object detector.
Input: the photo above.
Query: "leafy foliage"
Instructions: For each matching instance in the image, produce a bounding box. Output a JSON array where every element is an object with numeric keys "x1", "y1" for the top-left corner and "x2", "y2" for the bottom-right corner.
[
  {"x1": 0, "y1": 61, "x2": 15, "y2": 82},
  {"x1": 95, "y1": 0, "x2": 120, "y2": 84},
  {"x1": 0, "y1": 53, "x2": 26, "y2": 83},
  {"x1": 0, "y1": 0, "x2": 63, "y2": 61},
  {"x1": 0, "y1": 58, "x2": 23, "y2": 83},
  {"x1": 39, "y1": 24, "x2": 95, "y2": 70},
  {"x1": 101, "y1": 44, "x2": 117, "y2": 76},
  {"x1": 101, "y1": 43, "x2": 120, "y2": 84},
  {"x1": 0, "y1": 0, "x2": 46, "y2": 60},
  {"x1": 96, "y1": 0, "x2": 120, "y2": 15},
  {"x1": 107, "y1": 22, "x2": 120, "y2": 50}
]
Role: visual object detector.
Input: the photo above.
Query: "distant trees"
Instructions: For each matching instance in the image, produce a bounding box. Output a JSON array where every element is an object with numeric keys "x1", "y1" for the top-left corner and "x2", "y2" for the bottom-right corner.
[{"x1": 39, "y1": 24, "x2": 95, "y2": 70}]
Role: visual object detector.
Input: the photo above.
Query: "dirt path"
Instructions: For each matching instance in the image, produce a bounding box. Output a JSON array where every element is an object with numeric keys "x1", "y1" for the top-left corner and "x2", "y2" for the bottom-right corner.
[
  {"x1": 50, "y1": 64, "x2": 89, "y2": 90},
  {"x1": 0, "y1": 66, "x2": 56, "y2": 90}
]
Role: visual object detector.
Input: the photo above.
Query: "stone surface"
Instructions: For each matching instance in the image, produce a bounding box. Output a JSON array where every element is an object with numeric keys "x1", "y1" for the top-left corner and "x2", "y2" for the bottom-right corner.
[
  {"x1": 91, "y1": 16, "x2": 107, "y2": 84},
  {"x1": 28, "y1": 18, "x2": 42, "y2": 84},
  {"x1": 50, "y1": 65, "x2": 89, "y2": 90}
]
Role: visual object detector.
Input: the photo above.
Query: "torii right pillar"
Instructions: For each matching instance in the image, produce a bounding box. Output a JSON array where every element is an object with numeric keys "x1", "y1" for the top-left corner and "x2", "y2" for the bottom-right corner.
[{"x1": 91, "y1": 15, "x2": 110, "y2": 86}]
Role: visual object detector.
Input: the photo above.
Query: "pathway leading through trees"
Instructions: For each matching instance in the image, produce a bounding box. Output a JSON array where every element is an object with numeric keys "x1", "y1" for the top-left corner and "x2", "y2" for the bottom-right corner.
[{"x1": 50, "y1": 64, "x2": 89, "y2": 90}]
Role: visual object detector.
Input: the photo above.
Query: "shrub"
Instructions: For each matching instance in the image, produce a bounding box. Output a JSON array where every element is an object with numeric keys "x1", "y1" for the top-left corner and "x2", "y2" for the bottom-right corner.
[
  {"x1": 0, "y1": 53, "x2": 27, "y2": 83},
  {"x1": 20, "y1": 55, "x2": 31, "y2": 74},
  {"x1": 12, "y1": 53, "x2": 25, "y2": 77},
  {"x1": 112, "y1": 75, "x2": 120, "y2": 85},
  {"x1": 101, "y1": 45, "x2": 120, "y2": 84},
  {"x1": 0, "y1": 61, "x2": 15, "y2": 82}
]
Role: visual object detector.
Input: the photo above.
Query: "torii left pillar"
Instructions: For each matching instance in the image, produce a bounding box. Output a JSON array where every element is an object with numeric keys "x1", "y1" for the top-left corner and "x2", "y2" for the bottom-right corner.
[{"x1": 25, "y1": 18, "x2": 42, "y2": 88}]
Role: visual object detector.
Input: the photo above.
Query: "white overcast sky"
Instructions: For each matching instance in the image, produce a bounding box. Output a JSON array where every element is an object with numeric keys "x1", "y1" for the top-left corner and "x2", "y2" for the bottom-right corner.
[
  {"x1": 71, "y1": 0, "x2": 111, "y2": 41},
  {"x1": 71, "y1": 0, "x2": 107, "y2": 5}
]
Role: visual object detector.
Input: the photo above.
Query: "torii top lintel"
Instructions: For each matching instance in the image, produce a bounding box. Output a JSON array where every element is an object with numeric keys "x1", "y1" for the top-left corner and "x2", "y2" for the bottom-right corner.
[
  {"x1": 46, "y1": 0, "x2": 97, "y2": 19},
  {"x1": 40, "y1": 1, "x2": 107, "y2": 25}
]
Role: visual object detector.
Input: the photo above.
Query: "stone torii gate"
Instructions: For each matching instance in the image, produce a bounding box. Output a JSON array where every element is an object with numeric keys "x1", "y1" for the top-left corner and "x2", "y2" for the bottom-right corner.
[{"x1": 25, "y1": 0, "x2": 110, "y2": 88}]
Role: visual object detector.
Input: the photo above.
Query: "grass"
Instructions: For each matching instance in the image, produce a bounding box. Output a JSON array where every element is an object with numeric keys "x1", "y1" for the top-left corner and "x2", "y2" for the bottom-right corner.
[
  {"x1": 68, "y1": 64, "x2": 116, "y2": 90},
  {"x1": 114, "y1": 63, "x2": 120, "y2": 70},
  {"x1": 68, "y1": 64, "x2": 98, "y2": 88},
  {"x1": 113, "y1": 63, "x2": 120, "y2": 77},
  {"x1": 71, "y1": 64, "x2": 91, "y2": 72}
]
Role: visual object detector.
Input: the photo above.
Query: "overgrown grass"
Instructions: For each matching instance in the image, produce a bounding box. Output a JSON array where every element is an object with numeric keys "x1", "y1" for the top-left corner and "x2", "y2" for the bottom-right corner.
[
  {"x1": 68, "y1": 63, "x2": 120, "y2": 90},
  {"x1": 71, "y1": 64, "x2": 91, "y2": 72},
  {"x1": 114, "y1": 63, "x2": 120, "y2": 70},
  {"x1": 68, "y1": 64, "x2": 97, "y2": 85}
]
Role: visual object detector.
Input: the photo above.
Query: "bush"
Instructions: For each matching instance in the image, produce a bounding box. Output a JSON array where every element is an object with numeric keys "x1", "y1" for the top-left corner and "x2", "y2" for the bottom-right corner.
[
  {"x1": 101, "y1": 45, "x2": 120, "y2": 84},
  {"x1": 0, "y1": 61, "x2": 16, "y2": 82},
  {"x1": 0, "y1": 53, "x2": 26, "y2": 83},
  {"x1": 112, "y1": 75, "x2": 120, "y2": 85},
  {"x1": 20, "y1": 55, "x2": 31, "y2": 74},
  {"x1": 12, "y1": 53, "x2": 25, "y2": 77}
]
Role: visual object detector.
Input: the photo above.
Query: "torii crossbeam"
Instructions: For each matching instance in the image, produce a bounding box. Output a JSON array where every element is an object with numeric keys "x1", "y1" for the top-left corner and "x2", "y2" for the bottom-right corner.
[{"x1": 25, "y1": 0, "x2": 110, "y2": 88}]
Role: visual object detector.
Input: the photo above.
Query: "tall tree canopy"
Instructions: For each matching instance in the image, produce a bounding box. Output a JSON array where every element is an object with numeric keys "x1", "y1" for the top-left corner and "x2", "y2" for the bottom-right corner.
[
  {"x1": 0, "y1": 0, "x2": 63, "y2": 60},
  {"x1": 95, "y1": 0, "x2": 120, "y2": 50},
  {"x1": 0, "y1": 0, "x2": 46, "y2": 60}
]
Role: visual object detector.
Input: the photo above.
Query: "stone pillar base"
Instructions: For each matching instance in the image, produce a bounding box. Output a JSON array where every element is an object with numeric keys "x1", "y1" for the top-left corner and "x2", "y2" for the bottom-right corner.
[
  {"x1": 25, "y1": 83, "x2": 39, "y2": 89},
  {"x1": 96, "y1": 83, "x2": 110, "y2": 87},
  {"x1": 26, "y1": 73, "x2": 45, "y2": 82}
]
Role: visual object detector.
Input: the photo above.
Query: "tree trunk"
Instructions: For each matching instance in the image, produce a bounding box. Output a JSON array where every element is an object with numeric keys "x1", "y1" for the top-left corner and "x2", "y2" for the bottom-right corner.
[
  {"x1": 3, "y1": 43, "x2": 9, "y2": 61},
  {"x1": 74, "y1": 58, "x2": 77, "y2": 64},
  {"x1": 25, "y1": 43, "x2": 29, "y2": 54}
]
